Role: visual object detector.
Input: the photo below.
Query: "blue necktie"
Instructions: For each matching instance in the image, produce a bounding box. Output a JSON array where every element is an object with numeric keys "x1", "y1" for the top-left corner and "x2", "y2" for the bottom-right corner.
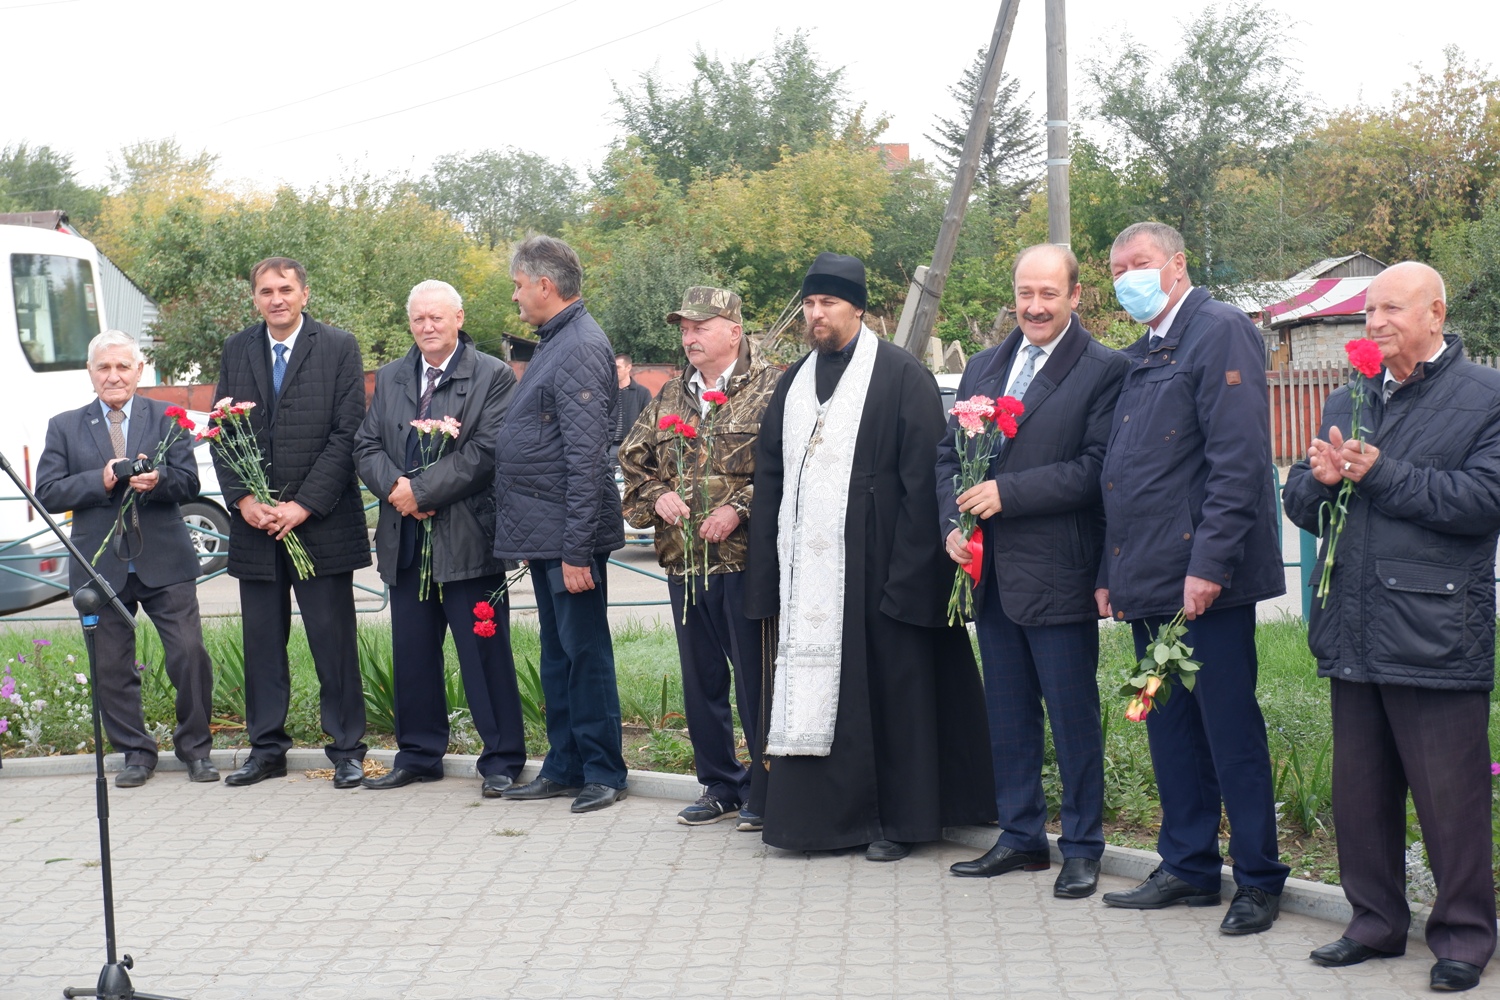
[
  {"x1": 1008, "y1": 344, "x2": 1044, "y2": 401},
  {"x1": 273, "y1": 343, "x2": 288, "y2": 394}
]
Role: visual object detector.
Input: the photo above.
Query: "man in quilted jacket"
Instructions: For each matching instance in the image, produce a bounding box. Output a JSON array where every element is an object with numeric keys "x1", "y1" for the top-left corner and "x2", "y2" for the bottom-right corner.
[
  {"x1": 492, "y1": 236, "x2": 628, "y2": 813},
  {"x1": 619, "y1": 286, "x2": 780, "y2": 830}
]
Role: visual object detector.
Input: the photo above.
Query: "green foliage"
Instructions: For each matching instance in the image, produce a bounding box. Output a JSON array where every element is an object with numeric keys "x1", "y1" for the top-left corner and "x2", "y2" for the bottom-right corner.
[
  {"x1": 611, "y1": 30, "x2": 882, "y2": 186},
  {"x1": 1433, "y1": 197, "x2": 1500, "y2": 357},
  {"x1": 925, "y1": 56, "x2": 1042, "y2": 218},
  {"x1": 1274, "y1": 731, "x2": 1333, "y2": 836},
  {"x1": 639, "y1": 729, "x2": 695, "y2": 773},
  {"x1": 0, "y1": 143, "x2": 105, "y2": 227},
  {"x1": 582, "y1": 225, "x2": 725, "y2": 362},
  {"x1": 421, "y1": 148, "x2": 582, "y2": 250},
  {"x1": 1086, "y1": 1, "x2": 1315, "y2": 284}
]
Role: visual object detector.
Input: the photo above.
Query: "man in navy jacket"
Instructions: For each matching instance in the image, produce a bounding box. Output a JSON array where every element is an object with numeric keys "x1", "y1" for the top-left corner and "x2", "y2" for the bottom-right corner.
[
  {"x1": 936, "y1": 245, "x2": 1128, "y2": 898},
  {"x1": 491, "y1": 235, "x2": 627, "y2": 813},
  {"x1": 1096, "y1": 223, "x2": 1287, "y2": 934}
]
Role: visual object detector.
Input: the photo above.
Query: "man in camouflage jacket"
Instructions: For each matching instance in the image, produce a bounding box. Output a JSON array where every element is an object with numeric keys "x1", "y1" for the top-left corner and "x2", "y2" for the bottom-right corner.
[{"x1": 620, "y1": 285, "x2": 780, "y2": 829}]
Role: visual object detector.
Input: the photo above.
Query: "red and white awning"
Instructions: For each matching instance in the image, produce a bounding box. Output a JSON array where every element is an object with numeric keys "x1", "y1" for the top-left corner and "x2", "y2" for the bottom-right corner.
[{"x1": 1262, "y1": 277, "x2": 1372, "y2": 327}]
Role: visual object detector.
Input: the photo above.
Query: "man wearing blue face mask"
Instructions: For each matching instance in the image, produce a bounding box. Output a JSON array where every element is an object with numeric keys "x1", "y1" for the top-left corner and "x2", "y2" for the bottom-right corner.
[{"x1": 1095, "y1": 222, "x2": 1288, "y2": 935}]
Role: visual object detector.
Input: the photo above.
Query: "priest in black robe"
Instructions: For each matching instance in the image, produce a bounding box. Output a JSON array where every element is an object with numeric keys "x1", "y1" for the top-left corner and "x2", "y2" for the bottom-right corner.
[{"x1": 744, "y1": 252, "x2": 996, "y2": 861}]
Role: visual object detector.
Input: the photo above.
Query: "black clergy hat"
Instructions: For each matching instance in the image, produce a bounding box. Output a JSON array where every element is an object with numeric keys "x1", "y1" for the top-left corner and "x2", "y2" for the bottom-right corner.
[{"x1": 800, "y1": 252, "x2": 867, "y2": 312}]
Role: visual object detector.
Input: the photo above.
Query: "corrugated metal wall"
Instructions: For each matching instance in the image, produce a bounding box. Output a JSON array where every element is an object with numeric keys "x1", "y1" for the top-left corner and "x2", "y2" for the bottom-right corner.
[{"x1": 97, "y1": 253, "x2": 158, "y2": 342}]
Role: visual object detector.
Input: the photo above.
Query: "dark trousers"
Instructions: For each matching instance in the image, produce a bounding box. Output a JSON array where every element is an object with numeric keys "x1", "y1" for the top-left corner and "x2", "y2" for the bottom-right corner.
[
  {"x1": 90, "y1": 575, "x2": 213, "y2": 768},
  {"x1": 389, "y1": 563, "x2": 525, "y2": 779},
  {"x1": 975, "y1": 585, "x2": 1103, "y2": 859},
  {"x1": 530, "y1": 555, "x2": 626, "y2": 788},
  {"x1": 1133, "y1": 603, "x2": 1287, "y2": 893},
  {"x1": 239, "y1": 547, "x2": 366, "y2": 764},
  {"x1": 667, "y1": 571, "x2": 763, "y2": 806},
  {"x1": 1332, "y1": 679, "x2": 1496, "y2": 966}
]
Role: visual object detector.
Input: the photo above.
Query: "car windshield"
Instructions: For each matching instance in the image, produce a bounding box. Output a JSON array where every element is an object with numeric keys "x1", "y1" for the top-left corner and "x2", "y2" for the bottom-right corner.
[{"x1": 11, "y1": 253, "x2": 100, "y2": 372}]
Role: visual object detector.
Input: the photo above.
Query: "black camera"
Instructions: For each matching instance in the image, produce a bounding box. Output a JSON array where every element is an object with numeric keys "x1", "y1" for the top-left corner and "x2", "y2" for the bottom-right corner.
[{"x1": 111, "y1": 456, "x2": 154, "y2": 480}]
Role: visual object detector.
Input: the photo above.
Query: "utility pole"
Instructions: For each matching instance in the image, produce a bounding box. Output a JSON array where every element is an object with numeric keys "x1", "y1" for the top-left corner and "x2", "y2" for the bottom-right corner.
[
  {"x1": 1044, "y1": 0, "x2": 1071, "y2": 245},
  {"x1": 900, "y1": 0, "x2": 1020, "y2": 363}
]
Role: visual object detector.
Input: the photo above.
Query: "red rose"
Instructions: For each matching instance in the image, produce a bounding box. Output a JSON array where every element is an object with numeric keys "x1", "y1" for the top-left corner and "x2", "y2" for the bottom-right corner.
[
  {"x1": 1345, "y1": 338, "x2": 1383, "y2": 379},
  {"x1": 473, "y1": 601, "x2": 495, "y2": 621},
  {"x1": 701, "y1": 390, "x2": 728, "y2": 406},
  {"x1": 473, "y1": 619, "x2": 497, "y2": 638}
]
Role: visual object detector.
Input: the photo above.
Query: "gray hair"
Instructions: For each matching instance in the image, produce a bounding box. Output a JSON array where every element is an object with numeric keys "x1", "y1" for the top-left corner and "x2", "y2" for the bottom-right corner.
[
  {"x1": 1112, "y1": 221, "x2": 1186, "y2": 259},
  {"x1": 510, "y1": 234, "x2": 582, "y2": 299},
  {"x1": 407, "y1": 279, "x2": 463, "y2": 314},
  {"x1": 87, "y1": 329, "x2": 144, "y2": 367}
]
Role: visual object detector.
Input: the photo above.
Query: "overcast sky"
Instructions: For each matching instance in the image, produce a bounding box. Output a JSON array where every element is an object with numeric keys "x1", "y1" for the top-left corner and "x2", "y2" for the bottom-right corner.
[{"x1": 1, "y1": 0, "x2": 1491, "y2": 193}]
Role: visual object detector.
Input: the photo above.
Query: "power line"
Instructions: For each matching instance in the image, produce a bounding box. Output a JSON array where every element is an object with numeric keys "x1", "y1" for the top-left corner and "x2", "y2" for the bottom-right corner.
[
  {"x1": 212, "y1": 0, "x2": 581, "y2": 128},
  {"x1": 0, "y1": 0, "x2": 79, "y2": 10},
  {"x1": 269, "y1": 0, "x2": 726, "y2": 148}
]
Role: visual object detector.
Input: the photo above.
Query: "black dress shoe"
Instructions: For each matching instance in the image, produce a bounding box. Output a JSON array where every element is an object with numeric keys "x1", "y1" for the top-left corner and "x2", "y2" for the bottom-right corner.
[
  {"x1": 866, "y1": 840, "x2": 912, "y2": 862},
  {"x1": 481, "y1": 774, "x2": 513, "y2": 798},
  {"x1": 362, "y1": 767, "x2": 441, "y2": 790},
  {"x1": 1054, "y1": 857, "x2": 1101, "y2": 898},
  {"x1": 333, "y1": 759, "x2": 365, "y2": 789},
  {"x1": 502, "y1": 776, "x2": 582, "y2": 800},
  {"x1": 1309, "y1": 936, "x2": 1400, "y2": 967},
  {"x1": 571, "y1": 783, "x2": 627, "y2": 813},
  {"x1": 1102, "y1": 867, "x2": 1221, "y2": 909},
  {"x1": 1219, "y1": 885, "x2": 1280, "y2": 935},
  {"x1": 185, "y1": 758, "x2": 220, "y2": 783},
  {"x1": 950, "y1": 842, "x2": 1051, "y2": 878},
  {"x1": 1432, "y1": 959, "x2": 1484, "y2": 992},
  {"x1": 115, "y1": 764, "x2": 153, "y2": 788},
  {"x1": 224, "y1": 757, "x2": 287, "y2": 787}
]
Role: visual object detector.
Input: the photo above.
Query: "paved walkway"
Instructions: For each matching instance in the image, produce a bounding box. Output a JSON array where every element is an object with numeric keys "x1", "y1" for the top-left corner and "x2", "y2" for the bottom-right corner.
[{"x1": 1, "y1": 769, "x2": 1462, "y2": 999}]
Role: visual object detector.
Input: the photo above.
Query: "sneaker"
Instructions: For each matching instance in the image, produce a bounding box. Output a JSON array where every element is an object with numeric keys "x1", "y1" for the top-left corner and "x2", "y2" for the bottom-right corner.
[
  {"x1": 677, "y1": 794, "x2": 738, "y2": 826},
  {"x1": 736, "y1": 808, "x2": 764, "y2": 832}
]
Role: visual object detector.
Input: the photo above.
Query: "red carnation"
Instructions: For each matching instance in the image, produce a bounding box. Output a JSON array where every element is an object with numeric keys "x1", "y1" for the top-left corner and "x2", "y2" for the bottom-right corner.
[
  {"x1": 176, "y1": 416, "x2": 196, "y2": 431},
  {"x1": 164, "y1": 405, "x2": 187, "y2": 419},
  {"x1": 473, "y1": 619, "x2": 497, "y2": 638},
  {"x1": 473, "y1": 601, "x2": 495, "y2": 621},
  {"x1": 701, "y1": 390, "x2": 729, "y2": 406},
  {"x1": 994, "y1": 412, "x2": 1019, "y2": 438},
  {"x1": 659, "y1": 413, "x2": 684, "y2": 431},
  {"x1": 679, "y1": 423, "x2": 698, "y2": 439},
  {"x1": 1345, "y1": 338, "x2": 1383, "y2": 379},
  {"x1": 993, "y1": 395, "x2": 1025, "y2": 418}
]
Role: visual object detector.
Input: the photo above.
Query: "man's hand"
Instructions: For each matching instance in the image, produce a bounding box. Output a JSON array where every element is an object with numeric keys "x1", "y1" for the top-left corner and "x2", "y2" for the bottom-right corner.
[
  {"x1": 389, "y1": 476, "x2": 421, "y2": 516},
  {"x1": 957, "y1": 480, "x2": 1002, "y2": 520},
  {"x1": 1095, "y1": 588, "x2": 1112, "y2": 618},
  {"x1": 102, "y1": 463, "x2": 118, "y2": 492},
  {"x1": 654, "y1": 490, "x2": 692, "y2": 526},
  {"x1": 699, "y1": 505, "x2": 740, "y2": 543},
  {"x1": 237, "y1": 495, "x2": 277, "y2": 530},
  {"x1": 946, "y1": 528, "x2": 972, "y2": 566},
  {"x1": 268, "y1": 500, "x2": 310, "y2": 541},
  {"x1": 562, "y1": 561, "x2": 595, "y2": 594},
  {"x1": 128, "y1": 454, "x2": 159, "y2": 494},
  {"x1": 1183, "y1": 575, "x2": 1222, "y2": 620},
  {"x1": 1306, "y1": 433, "x2": 1343, "y2": 486},
  {"x1": 1334, "y1": 423, "x2": 1379, "y2": 484}
]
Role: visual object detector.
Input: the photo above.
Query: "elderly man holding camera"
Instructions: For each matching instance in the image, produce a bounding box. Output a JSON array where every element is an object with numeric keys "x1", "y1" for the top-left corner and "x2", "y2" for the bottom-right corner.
[{"x1": 35, "y1": 330, "x2": 217, "y2": 788}]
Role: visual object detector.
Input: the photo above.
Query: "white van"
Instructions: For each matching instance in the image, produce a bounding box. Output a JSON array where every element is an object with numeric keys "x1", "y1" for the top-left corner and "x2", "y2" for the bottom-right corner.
[{"x1": 0, "y1": 223, "x2": 102, "y2": 612}]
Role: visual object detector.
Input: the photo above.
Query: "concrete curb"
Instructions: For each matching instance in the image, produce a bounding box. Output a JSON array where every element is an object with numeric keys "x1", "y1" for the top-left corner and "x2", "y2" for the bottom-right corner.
[{"x1": 4, "y1": 751, "x2": 1439, "y2": 937}]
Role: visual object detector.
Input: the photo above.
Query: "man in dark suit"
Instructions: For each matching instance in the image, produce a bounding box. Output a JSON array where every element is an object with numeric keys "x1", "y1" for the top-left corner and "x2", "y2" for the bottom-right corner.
[
  {"x1": 1096, "y1": 222, "x2": 1288, "y2": 934},
  {"x1": 35, "y1": 330, "x2": 217, "y2": 788},
  {"x1": 213, "y1": 257, "x2": 371, "y2": 789},
  {"x1": 612, "y1": 352, "x2": 651, "y2": 468},
  {"x1": 354, "y1": 280, "x2": 526, "y2": 797},
  {"x1": 936, "y1": 244, "x2": 1129, "y2": 898}
]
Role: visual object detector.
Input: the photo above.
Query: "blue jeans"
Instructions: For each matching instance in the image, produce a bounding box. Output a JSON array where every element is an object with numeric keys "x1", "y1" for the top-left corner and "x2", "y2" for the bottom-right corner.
[{"x1": 530, "y1": 555, "x2": 627, "y2": 788}]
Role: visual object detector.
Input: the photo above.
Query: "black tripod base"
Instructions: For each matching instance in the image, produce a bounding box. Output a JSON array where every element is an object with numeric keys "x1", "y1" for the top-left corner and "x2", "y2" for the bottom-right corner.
[{"x1": 62, "y1": 955, "x2": 185, "y2": 999}]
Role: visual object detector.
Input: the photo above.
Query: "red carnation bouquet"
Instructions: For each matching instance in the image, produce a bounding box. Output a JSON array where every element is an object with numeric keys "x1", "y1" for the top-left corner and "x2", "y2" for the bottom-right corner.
[
  {"x1": 945, "y1": 393, "x2": 1023, "y2": 624},
  {"x1": 659, "y1": 390, "x2": 729, "y2": 621},
  {"x1": 471, "y1": 564, "x2": 534, "y2": 637},
  {"x1": 204, "y1": 397, "x2": 315, "y2": 580},
  {"x1": 91, "y1": 405, "x2": 197, "y2": 565},
  {"x1": 1315, "y1": 338, "x2": 1384, "y2": 607}
]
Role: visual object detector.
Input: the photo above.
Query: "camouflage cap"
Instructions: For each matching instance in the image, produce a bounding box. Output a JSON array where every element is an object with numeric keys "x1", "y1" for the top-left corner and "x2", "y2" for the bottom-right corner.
[{"x1": 666, "y1": 285, "x2": 742, "y2": 326}]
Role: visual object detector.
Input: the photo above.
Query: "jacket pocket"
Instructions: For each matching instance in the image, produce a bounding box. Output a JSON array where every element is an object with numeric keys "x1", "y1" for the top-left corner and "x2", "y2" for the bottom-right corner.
[{"x1": 1370, "y1": 557, "x2": 1466, "y2": 669}]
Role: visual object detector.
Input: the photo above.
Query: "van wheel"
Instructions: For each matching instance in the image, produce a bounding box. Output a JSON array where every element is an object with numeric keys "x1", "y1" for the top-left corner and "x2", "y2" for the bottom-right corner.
[{"x1": 181, "y1": 501, "x2": 230, "y2": 576}]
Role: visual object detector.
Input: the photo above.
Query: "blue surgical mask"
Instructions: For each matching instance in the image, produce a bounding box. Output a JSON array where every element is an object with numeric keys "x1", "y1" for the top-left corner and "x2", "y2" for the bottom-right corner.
[{"x1": 1114, "y1": 268, "x2": 1178, "y2": 324}]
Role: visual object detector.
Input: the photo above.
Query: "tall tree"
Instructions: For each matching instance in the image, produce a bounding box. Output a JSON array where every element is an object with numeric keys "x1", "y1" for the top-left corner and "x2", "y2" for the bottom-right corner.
[
  {"x1": 0, "y1": 143, "x2": 105, "y2": 227},
  {"x1": 1086, "y1": 2, "x2": 1314, "y2": 283},
  {"x1": 925, "y1": 56, "x2": 1042, "y2": 218},
  {"x1": 1433, "y1": 199, "x2": 1500, "y2": 358},
  {"x1": 611, "y1": 30, "x2": 884, "y2": 186},
  {"x1": 421, "y1": 148, "x2": 581, "y2": 249}
]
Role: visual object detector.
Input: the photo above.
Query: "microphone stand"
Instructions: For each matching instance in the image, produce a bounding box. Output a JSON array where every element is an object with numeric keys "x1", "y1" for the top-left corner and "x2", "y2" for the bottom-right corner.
[{"x1": 0, "y1": 451, "x2": 184, "y2": 1000}]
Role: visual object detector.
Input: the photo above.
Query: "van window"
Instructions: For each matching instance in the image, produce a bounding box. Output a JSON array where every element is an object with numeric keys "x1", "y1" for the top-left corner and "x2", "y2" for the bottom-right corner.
[{"x1": 11, "y1": 253, "x2": 100, "y2": 372}]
